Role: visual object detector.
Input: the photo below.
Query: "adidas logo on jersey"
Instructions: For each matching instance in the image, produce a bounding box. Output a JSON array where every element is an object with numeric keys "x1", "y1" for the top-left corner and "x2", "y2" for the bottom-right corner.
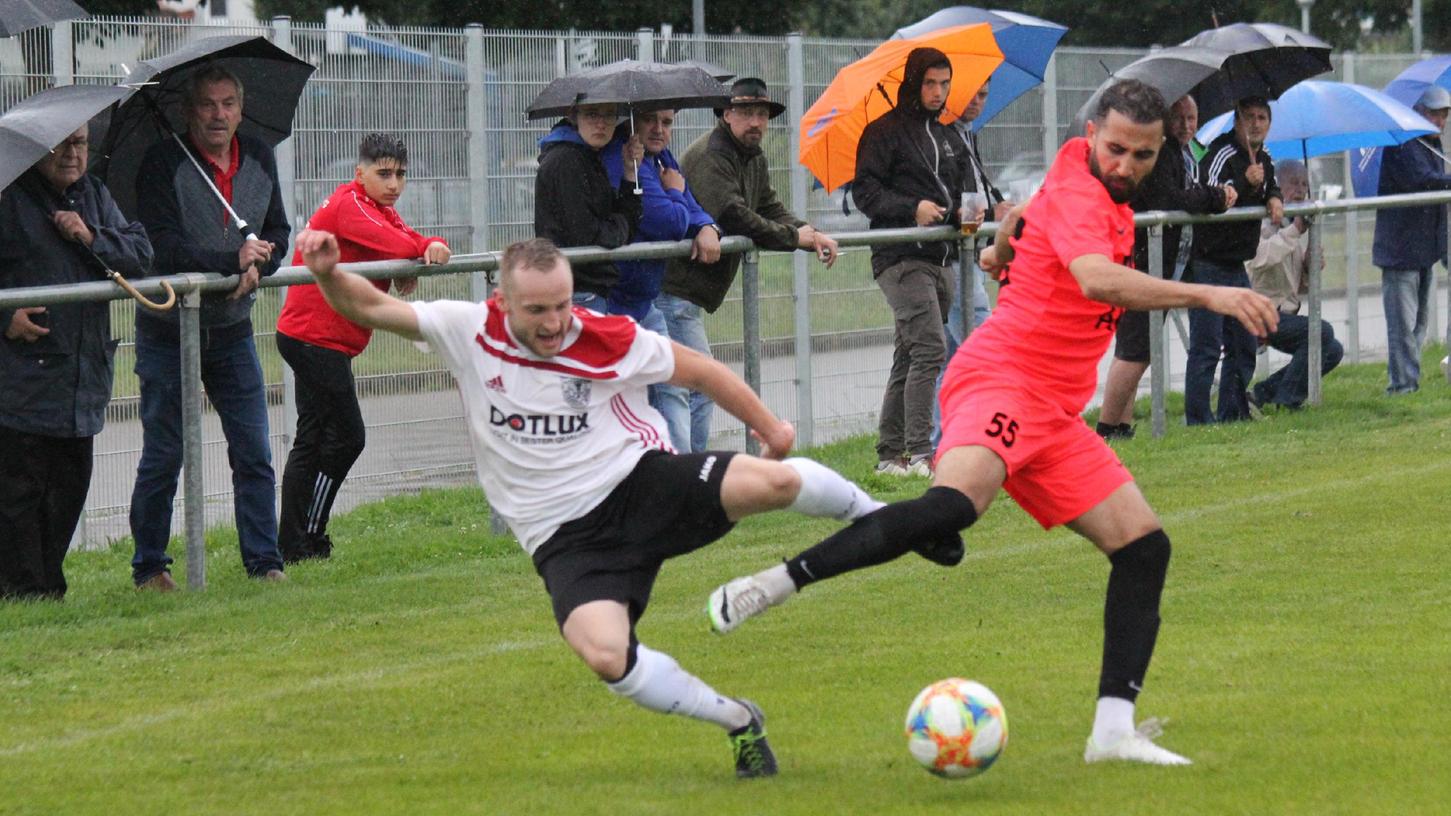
[{"x1": 485, "y1": 375, "x2": 505, "y2": 392}]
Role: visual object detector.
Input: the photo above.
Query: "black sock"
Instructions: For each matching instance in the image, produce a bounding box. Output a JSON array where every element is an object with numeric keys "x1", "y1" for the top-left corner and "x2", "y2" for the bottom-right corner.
[
  {"x1": 1098, "y1": 529, "x2": 1171, "y2": 701},
  {"x1": 784, "y1": 486, "x2": 978, "y2": 588}
]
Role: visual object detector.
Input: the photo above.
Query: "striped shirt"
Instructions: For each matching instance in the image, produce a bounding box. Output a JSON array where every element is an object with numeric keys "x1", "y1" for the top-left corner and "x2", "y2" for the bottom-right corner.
[{"x1": 412, "y1": 298, "x2": 675, "y2": 553}]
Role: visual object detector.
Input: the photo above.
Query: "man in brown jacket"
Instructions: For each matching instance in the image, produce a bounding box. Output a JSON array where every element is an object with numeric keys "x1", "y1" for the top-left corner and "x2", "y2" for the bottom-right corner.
[{"x1": 660, "y1": 78, "x2": 838, "y2": 451}]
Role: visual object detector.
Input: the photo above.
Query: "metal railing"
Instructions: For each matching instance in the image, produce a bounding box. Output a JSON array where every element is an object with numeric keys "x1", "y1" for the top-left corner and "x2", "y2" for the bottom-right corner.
[{"x1": 7, "y1": 189, "x2": 1451, "y2": 585}]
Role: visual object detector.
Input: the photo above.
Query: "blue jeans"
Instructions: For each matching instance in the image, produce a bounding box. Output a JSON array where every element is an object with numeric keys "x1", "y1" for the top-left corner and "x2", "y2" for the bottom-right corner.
[
  {"x1": 1185, "y1": 259, "x2": 1257, "y2": 425},
  {"x1": 575, "y1": 292, "x2": 691, "y2": 452},
  {"x1": 655, "y1": 293, "x2": 713, "y2": 452},
  {"x1": 931, "y1": 258, "x2": 992, "y2": 450},
  {"x1": 1253, "y1": 313, "x2": 1344, "y2": 408},
  {"x1": 1381, "y1": 267, "x2": 1431, "y2": 394},
  {"x1": 130, "y1": 319, "x2": 281, "y2": 582}
]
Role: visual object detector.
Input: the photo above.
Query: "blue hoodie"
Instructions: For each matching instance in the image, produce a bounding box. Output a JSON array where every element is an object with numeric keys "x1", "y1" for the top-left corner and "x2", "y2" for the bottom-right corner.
[{"x1": 599, "y1": 132, "x2": 716, "y2": 320}]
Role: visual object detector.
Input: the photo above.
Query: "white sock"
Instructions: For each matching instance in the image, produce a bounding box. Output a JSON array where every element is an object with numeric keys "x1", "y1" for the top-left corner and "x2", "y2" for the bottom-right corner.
[
  {"x1": 755, "y1": 563, "x2": 799, "y2": 599},
  {"x1": 785, "y1": 457, "x2": 885, "y2": 521},
  {"x1": 1091, "y1": 696, "x2": 1137, "y2": 746},
  {"x1": 607, "y1": 644, "x2": 751, "y2": 731}
]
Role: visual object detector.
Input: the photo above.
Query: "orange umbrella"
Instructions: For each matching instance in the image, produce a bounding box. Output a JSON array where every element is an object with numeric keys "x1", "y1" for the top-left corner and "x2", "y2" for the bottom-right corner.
[{"x1": 801, "y1": 24, "x2": 1004, "y2": 192}]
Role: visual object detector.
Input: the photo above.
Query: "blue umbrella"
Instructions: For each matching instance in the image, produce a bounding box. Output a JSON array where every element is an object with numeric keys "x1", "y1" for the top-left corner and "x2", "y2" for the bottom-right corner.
[
  {"x1": 1194, "y1": 80, "x2": 1434, "y2": 189},
  {"x1": 1350, "y1": 56, "x2": 1451, "y2": 196},
  {"x1": 891, "y1": 7, "x2": 1067, "y2": 130}
]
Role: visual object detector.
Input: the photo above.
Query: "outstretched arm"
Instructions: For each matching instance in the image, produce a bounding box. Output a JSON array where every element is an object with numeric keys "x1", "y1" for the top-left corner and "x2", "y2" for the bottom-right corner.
[
  {"x1": 297, "y1": 229, "x2": 422, "y2": 341},
  {"x1": 667, "y1": 341, "x2": 794, "y2": 458},
  {"x1": 1069, "y1": 253, "x2": 1279, "y2": 338}
]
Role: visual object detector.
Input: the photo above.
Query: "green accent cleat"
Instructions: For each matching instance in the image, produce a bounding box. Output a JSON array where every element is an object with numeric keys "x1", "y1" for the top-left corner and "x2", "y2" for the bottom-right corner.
[{"x1": 729, "y1": 699, "x2": 778, "y2": 779}]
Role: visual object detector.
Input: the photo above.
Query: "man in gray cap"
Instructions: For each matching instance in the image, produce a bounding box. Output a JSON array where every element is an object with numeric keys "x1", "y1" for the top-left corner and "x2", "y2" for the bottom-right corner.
[
  {"x1": 1373, "y1": 85, "x2": 1451, "y2": 394},
  {"x1": 662, "y1": 77, "x2": 839, "y2": 451}
]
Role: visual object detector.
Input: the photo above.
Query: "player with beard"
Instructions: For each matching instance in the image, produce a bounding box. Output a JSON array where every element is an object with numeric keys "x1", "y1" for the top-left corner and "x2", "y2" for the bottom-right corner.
[{"x1": 705, "y1": 80, "x2": 1278, "y2": 766}]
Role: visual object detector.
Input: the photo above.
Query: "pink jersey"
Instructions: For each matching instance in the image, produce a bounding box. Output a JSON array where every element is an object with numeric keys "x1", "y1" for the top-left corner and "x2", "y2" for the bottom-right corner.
[
  {"x1": 951, "y1": 137, "x2": 1135, "y2": 413},
  {"x1": 412, "y1": 299, "x2": 675, "y2": 554}
]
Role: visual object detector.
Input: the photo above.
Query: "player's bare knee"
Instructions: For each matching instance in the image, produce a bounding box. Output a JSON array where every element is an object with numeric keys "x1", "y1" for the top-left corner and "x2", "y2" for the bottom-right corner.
[
  {"x1": 574, "y1": 639, "x2": 629, "y2": 680},
  {"x1": 759, "y1": 461, "x2": 802, "y2": 505}
]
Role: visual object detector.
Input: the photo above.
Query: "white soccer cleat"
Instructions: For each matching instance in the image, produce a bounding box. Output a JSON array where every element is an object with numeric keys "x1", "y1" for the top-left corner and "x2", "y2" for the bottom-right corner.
[
  {"x1": 707, "y1": 574, "x2": 790, "y2": 634},
  {"x1": 1084, "y1": 721, "x2": 1192, "y2": 766}
]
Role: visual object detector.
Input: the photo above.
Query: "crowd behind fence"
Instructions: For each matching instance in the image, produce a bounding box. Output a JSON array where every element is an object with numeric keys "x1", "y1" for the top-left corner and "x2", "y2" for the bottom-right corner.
[{"x1": 1, "y1": 16, "x2": 1448, "y2": 552}]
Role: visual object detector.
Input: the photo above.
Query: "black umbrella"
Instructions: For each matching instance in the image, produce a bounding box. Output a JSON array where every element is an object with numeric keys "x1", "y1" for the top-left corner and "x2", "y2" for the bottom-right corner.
[
  {"x1": 0, "y1": 82, "x2": 175, "y2": 309},
  {"x1": 526, "y1": 59, "x2": 729, "y2": 120},
  {"x1": 1180, "y1": 22, "x2": 1332, "y2": 119},
  {"x1": 95, "y1": 34, "x2": 315, "y2": 224},
  {"x1": 1069, "y1": 23, "x2": 1331, "y2": 136},
  {"x1": 0, "y1": 0, "x2": 88, "y2": 38},
  {"x1": 670, "y1": 58, "x2": 735, "y2": 83}
]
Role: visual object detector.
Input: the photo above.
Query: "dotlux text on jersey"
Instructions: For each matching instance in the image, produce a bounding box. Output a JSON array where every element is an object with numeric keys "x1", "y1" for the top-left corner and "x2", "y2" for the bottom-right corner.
[{"x1": 489, "y1": 405, "x2": 591, "y2": 444}]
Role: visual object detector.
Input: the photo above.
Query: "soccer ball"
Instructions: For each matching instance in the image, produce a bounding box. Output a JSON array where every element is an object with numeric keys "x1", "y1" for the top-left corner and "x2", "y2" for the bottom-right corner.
[{"x1": 904, "y1": 678, "x2": 1008, "y2": 778}]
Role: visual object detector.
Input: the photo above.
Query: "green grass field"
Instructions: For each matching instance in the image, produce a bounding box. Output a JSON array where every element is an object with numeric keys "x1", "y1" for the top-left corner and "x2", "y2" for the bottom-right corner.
[{"x1": 3, "y1": 357, "x2": 1449, "y2": 815}]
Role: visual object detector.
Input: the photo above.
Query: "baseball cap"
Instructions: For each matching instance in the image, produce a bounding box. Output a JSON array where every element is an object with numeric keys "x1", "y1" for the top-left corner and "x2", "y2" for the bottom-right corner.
[{"x1": 1417, "y1": 85, "x2": 1451, "y2": 112}]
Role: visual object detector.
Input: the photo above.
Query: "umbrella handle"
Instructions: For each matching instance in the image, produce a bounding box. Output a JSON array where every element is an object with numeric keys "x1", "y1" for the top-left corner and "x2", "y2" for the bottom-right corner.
[
  {"x1": 109, "y1": 269, "x2": 177, "y2": 312},
  {"x1": 634, "y1": 158, "x2": 642, "y2": 195}
]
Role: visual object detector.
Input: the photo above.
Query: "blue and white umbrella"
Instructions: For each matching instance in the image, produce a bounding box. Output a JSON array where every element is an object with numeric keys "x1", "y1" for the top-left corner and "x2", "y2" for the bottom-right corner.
[
  {"x1": 891, "y1": 7, "x2": 1067, "y2": 130},
  {"x1": 1350, "y1": 56, "x2": 1451, "y2": 196},
  {"x1": 1194, "y1": 80, "x2": 1435, "y2": 191}
]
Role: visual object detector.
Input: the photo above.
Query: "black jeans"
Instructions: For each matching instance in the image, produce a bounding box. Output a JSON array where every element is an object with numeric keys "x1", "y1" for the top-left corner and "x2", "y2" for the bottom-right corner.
[
  {"x1": 0, "y1": 427, "x2": 93, "y2": 599},
  {"x1": 276, "y1": 333, "x2": 366, "y2": 559}
]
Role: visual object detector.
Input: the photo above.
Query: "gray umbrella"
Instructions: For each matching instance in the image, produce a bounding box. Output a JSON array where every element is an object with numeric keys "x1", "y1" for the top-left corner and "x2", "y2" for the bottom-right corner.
[
  {"x1": 0, "y1": 0, "x2": 88, "y2": 38},
  {"x1": 1069, "y1": 24, "x2": 1331, "y2": 137},
  {"x1": 0, "y1": 82, "x2": 175, "y2": 309},
  {"x1": 526, "y1": 59, "x2": 729, "y2": 120},
  {"x1": 0, "y1": 83, "x2": 131, "y2": 192},
  {"x1": 94, "y1": 34, "x2": 315, "y2": 222}
]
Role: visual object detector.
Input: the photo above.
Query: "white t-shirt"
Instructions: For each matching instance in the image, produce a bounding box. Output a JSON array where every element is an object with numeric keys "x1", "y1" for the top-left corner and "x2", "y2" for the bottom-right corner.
[{"x1": 412, "y1": 298, "x2": 676, "y2": 554}]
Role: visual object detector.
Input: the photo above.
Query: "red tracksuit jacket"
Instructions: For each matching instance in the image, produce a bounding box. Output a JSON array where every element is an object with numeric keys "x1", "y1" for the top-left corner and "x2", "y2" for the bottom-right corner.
[{"x1": 277, "y1": 180, "x2": 446, "y2": 356}]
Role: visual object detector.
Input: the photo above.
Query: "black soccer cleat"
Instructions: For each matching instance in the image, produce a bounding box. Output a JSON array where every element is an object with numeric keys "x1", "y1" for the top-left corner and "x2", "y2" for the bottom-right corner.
[
  {"x1": 728, "y1": 699, "x2": 779, "y2": 779},
  {"x1": 913, "y1": 533, "x2": 965, "y2": 567}
]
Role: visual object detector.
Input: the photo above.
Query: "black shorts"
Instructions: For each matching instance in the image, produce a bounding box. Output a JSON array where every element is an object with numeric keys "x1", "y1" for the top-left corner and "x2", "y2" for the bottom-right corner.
[
  {"x1": 531, "y1": 450, "x2": 737, "y2": 628},
  {"x1": 1113, "y1": 309, "x2": 1150, "y2": 363}
]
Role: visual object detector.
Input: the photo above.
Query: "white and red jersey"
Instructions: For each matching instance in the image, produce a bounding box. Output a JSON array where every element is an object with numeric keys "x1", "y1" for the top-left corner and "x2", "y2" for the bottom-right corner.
[{"x1": 412, "y1": 297, "x2": 676, "y2": 554}]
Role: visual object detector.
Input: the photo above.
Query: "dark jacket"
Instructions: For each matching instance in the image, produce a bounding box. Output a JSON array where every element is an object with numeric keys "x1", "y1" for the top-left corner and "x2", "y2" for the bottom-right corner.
[
  {"x1": 135, "y1": 132, "x2": 288, "y2": 331},
  {"x1": 665, "y1": 122, "x2": 805, "y2": 312},
  {"x1": 1194, "y1": 130, "x2": 1280, "y2": 265},
  {"x1": 1372, "y1": 135, "x2": 1451, "y2": 270},
  {"x1": 1132, "y1": 135, "x2": 1228, "y2": 275},
  {"x1": 534, "y1": 122, "x2": 642, "y2": 297},
  {"x1": 0, "y1": 170, "x2": 153, "y2": 437},
  {"x1": 852, "y1": 48, "x2": 968, "y2": 277},
  {"x1": 599, "y1": 135, "x2": 714, "y2": 319}
]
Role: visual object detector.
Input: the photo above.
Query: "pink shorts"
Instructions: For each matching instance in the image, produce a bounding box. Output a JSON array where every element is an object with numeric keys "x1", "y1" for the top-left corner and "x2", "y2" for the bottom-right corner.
[{"x1": 936, "y1": 380, "x2": 1132, "y2": 529}]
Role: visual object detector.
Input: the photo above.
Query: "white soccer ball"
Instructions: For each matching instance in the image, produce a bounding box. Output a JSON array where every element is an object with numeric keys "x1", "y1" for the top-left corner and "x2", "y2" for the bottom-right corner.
[{"x1": 903, "y1": 678, "x2": 1008, "y2": 778}]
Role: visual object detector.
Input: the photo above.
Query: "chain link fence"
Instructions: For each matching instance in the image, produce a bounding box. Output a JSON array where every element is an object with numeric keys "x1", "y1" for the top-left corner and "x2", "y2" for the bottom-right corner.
[{"x1": 0, "y1": 17, "x2": 1442, "y2": 548}]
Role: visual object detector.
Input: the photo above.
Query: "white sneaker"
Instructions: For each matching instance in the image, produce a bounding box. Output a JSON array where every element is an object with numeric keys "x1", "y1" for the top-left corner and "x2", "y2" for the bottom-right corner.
[
  {"x1": 875, "y1": 459, "x2": 909, "y2": 477},
  {"x1": 1084, "y1": 721, "x2": 1192, "y2": 766},
  {"x1": 905, "y1": 455, "x2": 933, "y2": 477},
  {"x1": 707, "y1": 574, "x2": 790, "y2": 634}
]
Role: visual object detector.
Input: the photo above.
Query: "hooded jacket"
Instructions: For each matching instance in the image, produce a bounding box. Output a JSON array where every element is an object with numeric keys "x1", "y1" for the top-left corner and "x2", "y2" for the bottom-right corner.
[
  {"x1": 277, "y1": 180, "x2": 447, "y2": 357},
  {"x1": 664, "y1": 121, "x2": 806, "y2": 313},
  {"x1": 1372, "y1": 134, "x2": 1451, "y2": 270},
  {"x1": 0, "y1": 170, "x2": 152, "y2": 437},
  {"x1": 1194, "y1": 129, "x2": 1281, "y2": 266},
  {"x1": 852, "y1": 47, "x2": 968, "y2": 277},
  {"x1": 598, "y1": 131, "x2": 714, "y2": 320},
  {"x1": 534, "y1": 122, "x2": 642, "y2": 296}
]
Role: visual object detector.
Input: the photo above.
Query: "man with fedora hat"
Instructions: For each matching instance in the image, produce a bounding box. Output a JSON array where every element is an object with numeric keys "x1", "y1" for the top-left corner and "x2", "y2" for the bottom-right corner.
[{"x1": 662, "y1": 77, "x2": 839, "y2": 452}]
